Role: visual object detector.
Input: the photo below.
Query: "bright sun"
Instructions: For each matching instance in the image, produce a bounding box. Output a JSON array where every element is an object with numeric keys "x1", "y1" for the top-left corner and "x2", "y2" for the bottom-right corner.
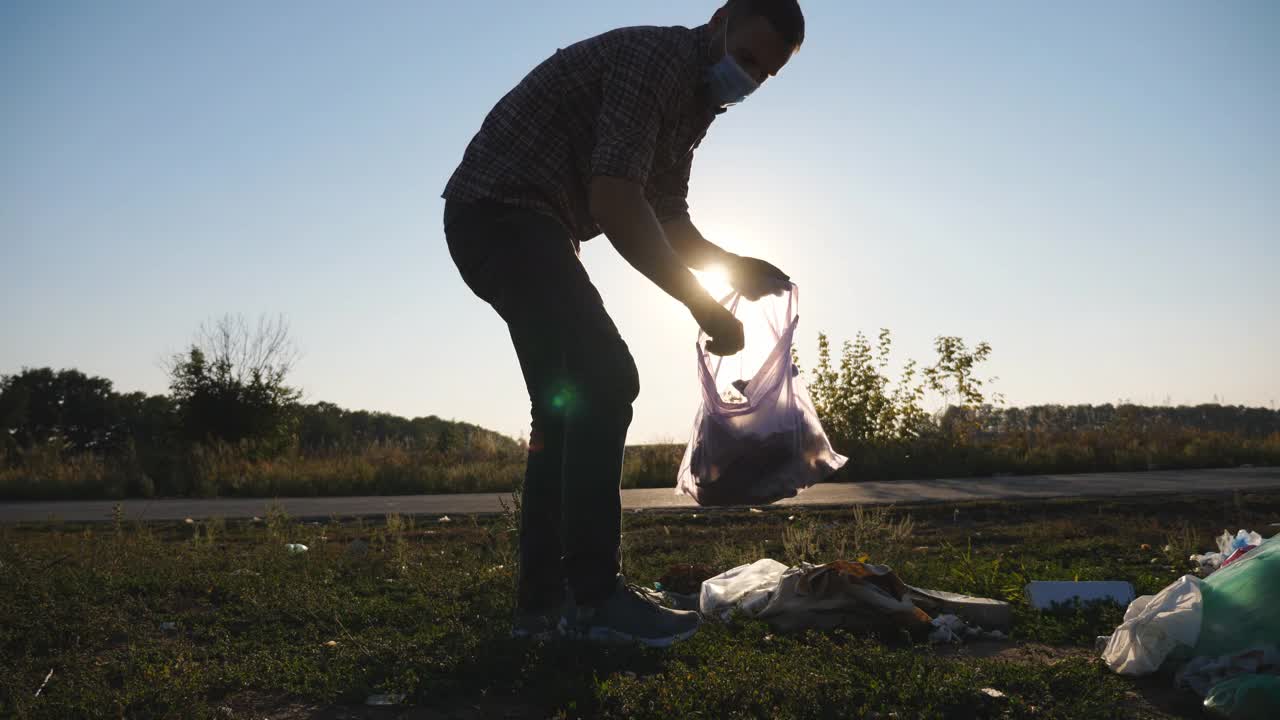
[{"x1": 697, "y1": 263, "x2": 734, "y2": 299}]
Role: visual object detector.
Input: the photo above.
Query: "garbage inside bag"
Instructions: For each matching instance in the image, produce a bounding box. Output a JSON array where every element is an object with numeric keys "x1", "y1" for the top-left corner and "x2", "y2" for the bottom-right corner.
[
  {"x1": 1203, "y1": 674, "x2": 1280, "y2": 720},
  {"x1": 699, "y1": 558, "x2": 932, "y2": 634},
  {"x1": 676, "y1": 287, "x2": 847, "y2": 506}
]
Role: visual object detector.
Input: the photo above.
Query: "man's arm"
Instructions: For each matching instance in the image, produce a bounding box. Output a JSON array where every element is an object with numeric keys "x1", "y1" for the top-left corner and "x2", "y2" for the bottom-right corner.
[
  {"x1": 662, "y1": 215, "x2": 734, "y2": 271},
  {"x1": 590, "y1": 177, "x2": 744, "y2": 355},
  {"x1": 590, "y1": 177, "x2": 708, "y2": 308}
]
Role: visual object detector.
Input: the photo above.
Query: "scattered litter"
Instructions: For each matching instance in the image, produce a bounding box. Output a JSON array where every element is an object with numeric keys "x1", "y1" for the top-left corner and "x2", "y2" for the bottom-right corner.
[
  {"x1": 160, "y1": 622, "x2": 177, "y2": 632},
  {"x1": 749, "y1": 508, "x2": 763, "y2": 514},
  {"x1": 231, "y1": 568, "x2": 259, "y2": 577},
  {"x1": 364, "y1": 693, "x2": 406, "y2": 706},
  {"x1": 1191, "y1": 529, "x2": 1264, "y2": 575},
  {"x1": 251, "y1": 516, "x2": 262, "y2": 523},
  {"x1": 979, "y1": 688, "x2": 1006, "y2": 699},
  {"x1": 183, "y1": 518, "x2": 194, "y2": 524},
  {"x1": 323, "y1": 640, "x2": 338, "y2": 648},
  {"x1": 284, "y1": 543, "x2": 308, "y2": 554},
  {"x1": 33, "y1": 668, "x2": 53, "y2": 698},
  {"x1": 1140, "y1": 544, "x2": 1152, "y2": 551},
  {"x1": 929, "y1": 614, "x2": 969, "y2": 644},
  {"x1": 676, "y1": 287, "x2": 846, "y2": 506},
  {"x1": 912, "y1": 546, "x2": 931, "y2": 553},
  {"x1": 1025, "y1": 581, "x2": 1135, "y2": 609},
  {"x1": 438, "y1": 515, "x2": 452, "y2": 523},
  {"x1": 787, "y1": 515, "x2": 796, "y2": 521},
  {"x1": 927, "y1": 614, "x2": 1008, "y2": 644}
]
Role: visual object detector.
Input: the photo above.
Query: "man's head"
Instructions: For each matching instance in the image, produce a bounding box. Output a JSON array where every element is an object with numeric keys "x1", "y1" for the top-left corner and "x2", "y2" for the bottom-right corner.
[{"x1": 710, "y1": 0, "x2": 804, "y2": 85}]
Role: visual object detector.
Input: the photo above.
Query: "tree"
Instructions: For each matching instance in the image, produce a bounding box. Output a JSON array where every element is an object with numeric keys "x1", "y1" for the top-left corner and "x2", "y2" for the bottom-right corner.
[
  {"x1": 0, "y1": 368, "x2": 124, "y2": 452},
  {"x1": 166, "y1": 314, "x2": 301, "y2": 450}
]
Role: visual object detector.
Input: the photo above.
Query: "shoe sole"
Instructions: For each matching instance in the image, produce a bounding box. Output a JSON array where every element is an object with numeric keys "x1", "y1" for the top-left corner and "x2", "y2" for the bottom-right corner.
[
  {"x1": 509, "y1": 627, "x2": 555, "y2": 641},
  {"x1": 559, "y1": 618, "x2": 700, "y2": 648}
]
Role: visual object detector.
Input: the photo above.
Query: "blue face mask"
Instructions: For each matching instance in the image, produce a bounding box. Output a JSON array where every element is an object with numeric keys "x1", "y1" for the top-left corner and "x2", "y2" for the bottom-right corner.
[{"x1": 707, "y1": 21, "x2": 760, "y2": 108}]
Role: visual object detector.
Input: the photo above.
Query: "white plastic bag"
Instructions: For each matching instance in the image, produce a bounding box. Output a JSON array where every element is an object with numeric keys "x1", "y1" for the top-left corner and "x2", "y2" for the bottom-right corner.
[
  {"x1": 1101, "y1": 574, "x2": 1204, "y2": 675},
  {"x1": 676, "y1": 286, "x2": 847, "y2": 506},
  {"x1": 699, "y1": 558, "x2": 790, "y2": 620}
]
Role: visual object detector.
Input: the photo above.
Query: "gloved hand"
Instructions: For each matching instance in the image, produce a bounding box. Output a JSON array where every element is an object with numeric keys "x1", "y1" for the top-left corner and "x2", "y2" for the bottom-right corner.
[
  {"x1": 688, "y1": 294, "x2": 744, "y2": 356},
  {"x1": 728, "y1": 255, "x2": 791, "y2": 301}
]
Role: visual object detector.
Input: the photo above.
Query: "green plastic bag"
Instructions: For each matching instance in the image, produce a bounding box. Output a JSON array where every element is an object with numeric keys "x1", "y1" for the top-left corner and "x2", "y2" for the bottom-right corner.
[
  {"x1": 1193, "y1": 535, "x2": 1280, "y2": 659},
  {"x1": 1203, "y1": 674, "x2": 1280, "y2": 720}
]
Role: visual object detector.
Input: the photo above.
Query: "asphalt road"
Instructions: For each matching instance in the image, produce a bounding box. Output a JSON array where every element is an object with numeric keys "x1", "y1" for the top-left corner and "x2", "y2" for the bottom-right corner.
[{"x1": 2, "y1": 467, "x2": 1277, "y2": 524}]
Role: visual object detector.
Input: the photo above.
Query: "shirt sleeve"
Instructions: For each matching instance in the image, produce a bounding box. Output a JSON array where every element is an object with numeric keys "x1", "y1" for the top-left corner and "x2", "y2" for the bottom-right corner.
[
  {"x1": 590, "y1": 36, "x2": 684, "y2": 186},
  {"x1": 647, "y1": 149, "x2": 693, "y2": 222}
]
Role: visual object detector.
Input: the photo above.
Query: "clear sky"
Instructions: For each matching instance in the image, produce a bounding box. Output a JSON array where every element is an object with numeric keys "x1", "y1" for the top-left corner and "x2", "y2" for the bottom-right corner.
[{"x1": 3, "y1": 1, "x2": 1277, "y2": 444}]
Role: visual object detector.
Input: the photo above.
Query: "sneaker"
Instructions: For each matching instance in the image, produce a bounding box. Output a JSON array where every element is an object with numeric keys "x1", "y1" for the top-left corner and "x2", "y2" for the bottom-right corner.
[{"x1": 562, "y1": 576, "x2": 701, "y2": 648}]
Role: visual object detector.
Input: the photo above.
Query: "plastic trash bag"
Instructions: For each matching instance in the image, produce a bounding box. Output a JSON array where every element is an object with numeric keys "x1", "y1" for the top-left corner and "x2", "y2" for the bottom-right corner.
[
  {"x1": 1103, "y1": 534, "x2": 1280, "y2": 678},
  {"x1": 1203, "y1": 674, "x2": 1280, "y2": 720},
  {"x1": 1193, "y1": 534, "x2": 1280, "y2": 660},
  {"x1": 700, "y1": 558, "x2": 790, "y2": 619},
  {"x1": 676, "y1": 286, "x2": 847, "y2": 505},
  {"x1": 1102, "y1": 575, "x2": 1204, "y2": 675}
]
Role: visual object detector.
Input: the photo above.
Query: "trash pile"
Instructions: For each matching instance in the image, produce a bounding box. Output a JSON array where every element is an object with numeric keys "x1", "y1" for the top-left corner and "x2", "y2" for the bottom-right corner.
[
  {"x1": 1190, "y1": 529, "x2": 1263, "y2": 575},
  {"x1": 1100, "y1": 530, "x2": 1280, "y2": 719},
  {"x1": 688, "y1": 558, "x2": 1010, "y2": 641},
  {"x1": 676, "y1": 287, "x2": 847, "y2": 506}
]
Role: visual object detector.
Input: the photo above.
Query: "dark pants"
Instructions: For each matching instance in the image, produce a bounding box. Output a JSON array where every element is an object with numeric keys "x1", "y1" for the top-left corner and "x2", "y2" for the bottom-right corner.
[{"x1": 444, "y1": 200, "x2": 639, "y2": 609}]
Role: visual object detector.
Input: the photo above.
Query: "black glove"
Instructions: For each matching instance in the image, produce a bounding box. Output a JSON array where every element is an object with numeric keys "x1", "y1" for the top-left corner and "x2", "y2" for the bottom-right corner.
[
  {"x1": 688, "y1": 294, "x2": 745, "y2": 356},
  {"x1": 728, "y1": 255, "x2": 791, "y2": 301}
]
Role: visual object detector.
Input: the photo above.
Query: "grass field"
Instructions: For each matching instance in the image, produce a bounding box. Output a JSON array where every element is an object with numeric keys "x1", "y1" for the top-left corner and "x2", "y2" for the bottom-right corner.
[{"x1": 3, "y1": 491, "x2": 1276, "y2": 719}]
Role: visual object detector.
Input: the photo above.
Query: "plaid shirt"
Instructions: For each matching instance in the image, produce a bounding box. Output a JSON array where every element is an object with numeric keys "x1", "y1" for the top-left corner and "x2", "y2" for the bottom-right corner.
[{"x1": 443, "y1": 24, "x2": 721, "y2": 247}]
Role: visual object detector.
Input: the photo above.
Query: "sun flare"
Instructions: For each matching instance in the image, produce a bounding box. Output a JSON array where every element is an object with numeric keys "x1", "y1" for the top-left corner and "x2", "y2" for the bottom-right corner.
[{"x1": 697, "y1": 264, "x2": 735, "y2": 299}]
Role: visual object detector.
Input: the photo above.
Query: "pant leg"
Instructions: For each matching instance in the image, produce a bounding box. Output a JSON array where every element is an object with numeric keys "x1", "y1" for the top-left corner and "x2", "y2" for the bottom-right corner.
[
  {"x1": 444, "y1": 201, "x2": 639, "y2": 608},
  {"x1": 446, "y1": 202, "x2": 566, "y2": 612}
]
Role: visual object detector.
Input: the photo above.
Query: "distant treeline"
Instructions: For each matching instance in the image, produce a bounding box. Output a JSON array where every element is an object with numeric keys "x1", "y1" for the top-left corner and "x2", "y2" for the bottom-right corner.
[
  {"x1": 0, "y1": 367, "x2": 523, "y2": 499},
  {"x1": 3, "y1": 326, "x2": 1277, "y2": 500}
]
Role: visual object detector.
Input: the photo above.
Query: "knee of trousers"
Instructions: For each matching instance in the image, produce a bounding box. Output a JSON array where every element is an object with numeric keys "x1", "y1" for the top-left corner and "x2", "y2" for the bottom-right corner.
[{"x1": 575, "y1": 348, "x2": 640, "y2": 417}]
